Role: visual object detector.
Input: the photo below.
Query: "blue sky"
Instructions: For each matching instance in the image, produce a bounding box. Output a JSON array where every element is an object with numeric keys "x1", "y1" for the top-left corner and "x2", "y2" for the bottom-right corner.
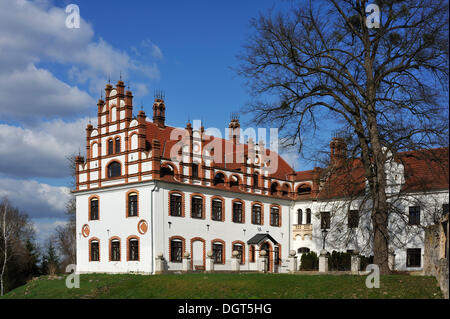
[{"x1": 0, "y1": 0, "x2": 337, "y2": 245}]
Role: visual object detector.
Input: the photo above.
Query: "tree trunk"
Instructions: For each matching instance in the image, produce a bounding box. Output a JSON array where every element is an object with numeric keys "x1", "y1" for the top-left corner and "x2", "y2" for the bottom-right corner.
[{"x1": 1, "y1": 202, "x2": 7, "y2": 296}]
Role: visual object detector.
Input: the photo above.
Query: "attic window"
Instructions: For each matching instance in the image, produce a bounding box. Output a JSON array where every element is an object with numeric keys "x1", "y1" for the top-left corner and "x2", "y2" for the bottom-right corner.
[
  {"x1": 161, "y1": 165, "x2": 174, "y2": 178},
  {"x1": 297, "y1": 185, "x2": 312, "y2": 195},
  {"x1": 213, "y1": 173, "x2": 225, "y2": 185}
]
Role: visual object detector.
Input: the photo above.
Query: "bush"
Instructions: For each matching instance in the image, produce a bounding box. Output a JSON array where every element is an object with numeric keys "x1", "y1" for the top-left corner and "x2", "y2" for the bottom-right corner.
[
  {"x1": 300, "y1": 252, "x2": 319, "y2": 270},
  {"x1": 327, "y1": 251, "x2": 352, "y2": 271}
]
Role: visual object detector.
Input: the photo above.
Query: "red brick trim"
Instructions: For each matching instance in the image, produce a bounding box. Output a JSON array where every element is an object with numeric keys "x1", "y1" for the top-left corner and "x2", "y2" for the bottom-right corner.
[
  {"x1": 211, "y1": 238, "x2": 226, "y2": 264},
  {"x1": 125, "y1": 189, "x2": 139, "y2": 218},
  {"x1": 190, "y1": 237, "x2": 206, "y2": 270},
  {"x1": 168, "y1": 190, "x2": 185, "y2": 217},
  {"x1": 210, "y1": 195, "x2": 225, "y2": 222},
  {"x1": 231, "y1": 198, "x2": 245, "y2": 224},
  {"x1": 88, "y1": 195, "x2": 100, "y2": 221},
  {"x1": 190, "y1": 193, "x2": 206, "y2": 219},
  {"x1": 169, "y1": 236, "x2": 186, "y2": 262},
  {"x1": 126, "y1": 235, "x2": 140, "y2": 261},
  {"x1": 251, "y1": 201, "x2": 264, "y2": 225},
  {"x1": 231, "y1": 240, "x2": 245, "y2": 264},
  {"x1": 109, "y1": 236, "x2": 121, "y2": 261},
  {"x1": 89, "y1": 237, "x2": 100, "y2": 262},
  {"x1": 270, "y1": 204, "x2": 282, "y2": 227}
]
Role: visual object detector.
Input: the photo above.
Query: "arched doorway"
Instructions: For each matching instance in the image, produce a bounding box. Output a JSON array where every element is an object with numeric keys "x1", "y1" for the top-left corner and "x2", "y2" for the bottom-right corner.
[
  {"x1": 260, "y1": 242, "x2": 273, "y2": 272},
  {"x1": 190, "y1": 238, "x2": 205, "y2": 271}
]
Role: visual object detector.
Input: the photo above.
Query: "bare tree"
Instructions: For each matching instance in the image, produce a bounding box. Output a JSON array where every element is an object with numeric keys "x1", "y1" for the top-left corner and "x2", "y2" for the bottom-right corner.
[
  {"x1": 236, "y1": 0, "x2": 449, "y2": 272},
  {"x1": 1, "y1": 197, "x2": 8, "y2": 296}
]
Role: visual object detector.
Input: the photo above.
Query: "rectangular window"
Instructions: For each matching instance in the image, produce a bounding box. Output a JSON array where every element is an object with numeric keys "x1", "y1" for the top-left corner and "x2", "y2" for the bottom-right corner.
[
  {"x1": 213, "y1": 243, "x2": 223, "y2": 264},
  {"x1": 233, "y1": 244, "x2": 244, "y2": 264},
  {"x1": 129, "y1": 240, "x2": 139, "y2": 261},
  {"x1": 191, "y1": 197, "x2": 203, "y2": 219},
  {"x1": 321, "y1": 212, "x2": 331, "y2": 229},
  {"x1": 232, "y1": 202, "x2": 243, "y2": 223},
  {"x1": 409, "y1": 206, "x2": 420, "y2": 225},
  {"x1": 192, "y1": 163, "x2": 199, "y2": 178},
  {"x1": 128, "y1": 194, "x2": 138, "y2": 217},
  {"x1": 115, "y1": 139, "x2": 120, "y2": 153},
  {"x1": 252, "y1": 205, "x2": 262, "y2": 225},
  {"x1": 270, "y1": 207, "x2": 280, "y2": 226},
  {"x1": 306, "y1": 209, "x2": 311, "y2": 224},
  {"x1": 90, "y1": 199, "x2": 99, "y2": 220},
  {"x1": 108, "y1": 139, "x2": 113, "y2": 155},
  {"x1": 212, "y1": 199, "x2": 223, "y2": 221},
  {"x1": 111, "y1": 241, "x2": 120, "y2": 261},
  {"x1": 170, "y1": 194, "x2": 182, "y2": 217},
  {"x1": 348, "y1": 210, "x2": 359, "y2": 228},
  {"x1": 406, "y1": 248, "x2": 421, "y2": 267},
  {"x1": 170, "y1": 240, "x2": 183, "y2": 262},
  {"x1": 90, "y1": 242, "x2": 99, "y2": 261}
]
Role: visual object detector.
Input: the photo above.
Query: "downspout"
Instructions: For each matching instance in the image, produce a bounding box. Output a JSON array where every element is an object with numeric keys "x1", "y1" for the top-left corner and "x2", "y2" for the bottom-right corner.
[{"x1": 150, "y1": 182, "x2": 158, "y2": 274}]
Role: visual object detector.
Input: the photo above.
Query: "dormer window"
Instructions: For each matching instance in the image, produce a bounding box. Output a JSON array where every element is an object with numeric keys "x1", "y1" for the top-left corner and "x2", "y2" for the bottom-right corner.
[{"x1": 213, "y1": 173, "x2": 225, "y2": 186}]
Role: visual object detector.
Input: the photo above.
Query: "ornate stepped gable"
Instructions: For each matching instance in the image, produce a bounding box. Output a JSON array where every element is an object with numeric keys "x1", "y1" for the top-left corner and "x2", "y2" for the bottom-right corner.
[{"x1": 74, "y1": 81, "x2": 449, "y2": 199}]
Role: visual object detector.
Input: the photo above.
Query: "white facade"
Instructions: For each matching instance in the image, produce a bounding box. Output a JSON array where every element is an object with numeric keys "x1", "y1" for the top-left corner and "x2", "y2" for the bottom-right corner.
[{"x1": 74, "y1": 81, "x2": 449, "y2": 274}]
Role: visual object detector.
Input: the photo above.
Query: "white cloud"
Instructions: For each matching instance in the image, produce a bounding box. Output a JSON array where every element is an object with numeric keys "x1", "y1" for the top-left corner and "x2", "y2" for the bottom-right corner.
[
  {"x1": 0, "y1": 118, "x2": 88, "y2": 178},
  {"x1": 0, "y1": 177, "x2": 70, "y2": 218},
  {"x1": 0, "y1": 0, "x2": 161, "y2": 122}
]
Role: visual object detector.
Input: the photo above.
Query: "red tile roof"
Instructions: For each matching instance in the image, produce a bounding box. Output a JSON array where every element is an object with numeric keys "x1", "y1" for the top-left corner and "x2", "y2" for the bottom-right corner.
[{"x1": 144, "y1": 121, "x2": 294, "y2": 180}]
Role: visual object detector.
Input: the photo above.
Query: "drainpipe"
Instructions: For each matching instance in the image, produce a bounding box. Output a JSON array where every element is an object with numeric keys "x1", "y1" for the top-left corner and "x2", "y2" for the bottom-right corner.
[{"x1": 150, "y1": 182, "x2": 158, "y2": 274}]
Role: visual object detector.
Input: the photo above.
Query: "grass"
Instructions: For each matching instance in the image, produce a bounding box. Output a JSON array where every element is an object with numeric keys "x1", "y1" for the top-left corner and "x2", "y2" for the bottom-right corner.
[{"x1": 1, "y1": 273, "x2": 443, "y2": 299}]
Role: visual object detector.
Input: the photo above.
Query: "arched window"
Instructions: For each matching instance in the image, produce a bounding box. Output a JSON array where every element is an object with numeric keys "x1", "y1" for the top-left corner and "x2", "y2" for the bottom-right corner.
[
  {"x1": 270, "y1": 206, "x2": 280, "y2": 227},
  {"x1": 108, "y1": 139, "x2": 114, "y2": 155},
  {"x1": 191, "y1": 195, "x2": 204, "y2": 219},
  {"x1": 90, "y1": 198, "x2": 99, "y2": 220},
  {"x1": 252, "y1": 204, "x2": 262, "y2": 225},
  {"x1": 212, "y1": 241, "x2": 224, "y2": 264},
  {"x1": 270, "y1": 182, "x2": 278, "y2": 195},
  {"x1": 253, "y1": 173, "x2": 259, "y2": 188},
  {"x1": 90, "y1": 240, "x2": 99, "y2": 261},
  {"x1": 127, "y1": 192, "x2": 138, "y2": 217},
  {"x1": 115, "y1": 137, "x2": 121, "y2": 153},
  {"x1": 160, "y1": 165, "x2": 174, "y2": 178},
  {"x1": 213, "y1": 173, "x2": 225, "y2": 185},
  {"x1": 110, "y1": 239, "x2": 120, "y2": 261},
  {"x1": 232, "y1": 243, "x2": 244, "y2": 264},
  {"x1": 211, "y1": 198, "x2": 223, "y2": 221},
  {"x1": 107, "y1": 161, "x2": 121, "y2": 178},
  {"x1": 170, "y1": 239, "x2": 183, "y2": 262},
  {"x1": 297, "y1": 209, "x2": 303, "y2": 225},
  {"x1": 306, "y1": 208, "x2": 312, "y2": 224},
  {"x1": 232, "y1": 200, "x2": 243, "y2": 223},
  {"x1": 128, "y1": 238, "x2": 139, "y2": 261}
]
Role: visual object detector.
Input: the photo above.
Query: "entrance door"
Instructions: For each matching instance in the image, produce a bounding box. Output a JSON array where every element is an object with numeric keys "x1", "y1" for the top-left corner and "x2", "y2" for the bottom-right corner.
[
  {"x1": 191, "y1": 239, "x2": 205, "y2": 271},
  {"x1": 260, "y1": 242, "x2": 273, "y2": 272}
]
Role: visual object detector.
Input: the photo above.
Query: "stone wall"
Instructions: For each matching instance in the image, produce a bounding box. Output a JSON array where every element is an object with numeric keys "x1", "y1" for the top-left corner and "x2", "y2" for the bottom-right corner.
[{"x1": 424, "y1": 223, "x2": 449, "y2": 299}]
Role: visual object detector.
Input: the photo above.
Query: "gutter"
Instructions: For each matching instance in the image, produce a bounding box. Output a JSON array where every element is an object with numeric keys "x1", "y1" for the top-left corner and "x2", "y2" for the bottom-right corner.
[{"x1": 150, "y1": 182, "x2": 158, "y2": 274}]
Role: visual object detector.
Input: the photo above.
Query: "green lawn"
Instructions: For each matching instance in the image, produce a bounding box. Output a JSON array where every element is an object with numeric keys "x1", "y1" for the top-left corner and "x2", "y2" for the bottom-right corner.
[{"x1": 1, "y1": 273, "x2": 443, "y2": 299}]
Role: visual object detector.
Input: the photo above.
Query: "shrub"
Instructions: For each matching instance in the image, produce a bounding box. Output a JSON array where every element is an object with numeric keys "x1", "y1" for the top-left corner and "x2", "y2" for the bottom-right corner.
[{"x1": 300, "y1": 252, "x2": 319, "y2": 270}]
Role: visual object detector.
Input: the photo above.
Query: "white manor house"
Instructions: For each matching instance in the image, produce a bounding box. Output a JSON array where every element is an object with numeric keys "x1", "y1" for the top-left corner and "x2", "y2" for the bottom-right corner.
[{"x1": 74, "y1": 80, "x2": 449, "y2": 274}]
